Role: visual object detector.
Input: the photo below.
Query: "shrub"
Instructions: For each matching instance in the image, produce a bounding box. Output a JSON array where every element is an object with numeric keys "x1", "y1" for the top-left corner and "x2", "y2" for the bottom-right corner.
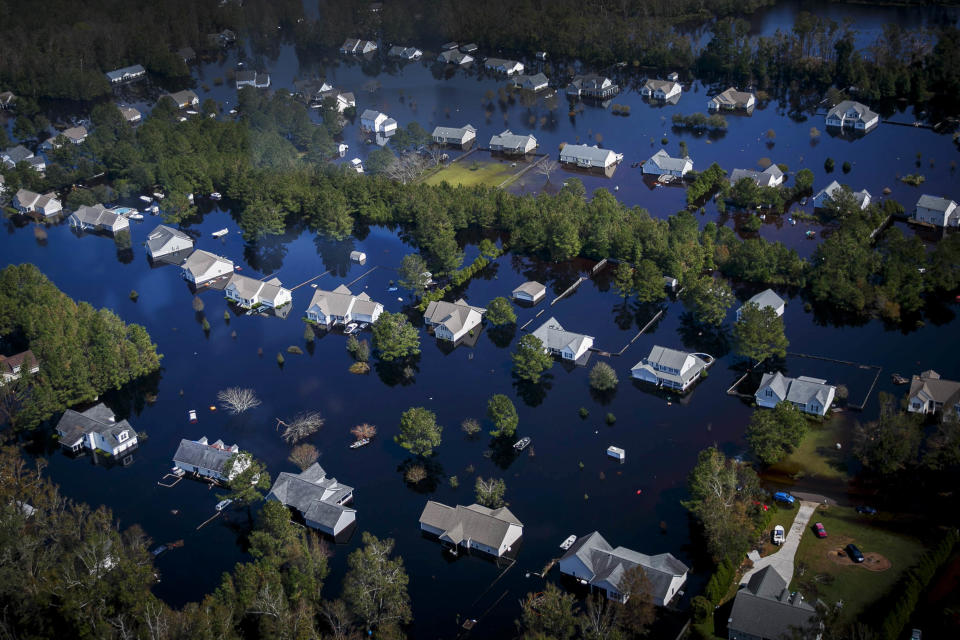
[
  {"x1": 589, "y1": 362, "x2": 619, "y2": 391},
  {"x1": 705, "y1": 558, "x2": 736, "y2": 604},
  {"x1": 129, "y1": 289, "x2": 139, "y2": 301},
  {"x1": 691, "y1": 595, "x2": 713, "y2": 623},
  {"x1": 605, "y1": 412, "x2": 616, "y2": 425},
  {"x1": 578, "y1": 407, "x2": 589, "y2": 418}
]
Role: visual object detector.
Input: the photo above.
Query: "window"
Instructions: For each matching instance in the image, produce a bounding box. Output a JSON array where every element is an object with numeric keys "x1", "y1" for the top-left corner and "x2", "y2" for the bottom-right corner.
[
  {"x1": 117, "y1": 431, "x2": 129, "y2": 443},
  {"x1": 765, "y1": 389, "x2": 773, "y2": 397}
]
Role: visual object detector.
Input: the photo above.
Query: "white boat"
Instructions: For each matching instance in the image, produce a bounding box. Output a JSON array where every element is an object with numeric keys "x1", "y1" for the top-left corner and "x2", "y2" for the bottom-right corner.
[
  {"x1": 211, "y1": 228, "x2": 229, "y2": 238},
  {"x1": 153, "y1": 192, "x2": 165, "y2": 200},
  {"x1": 186, "y1": 110, "x2": 199, "y2": 116},
  {"x1": 187, "y1": 193, "x2": 194, "y2": 204},
  {"x1": 344, "y1": 322, "x2": 359, "y2": 334},
  {"x1": 139, "y1": 195, "x2": 152, "y2": 203},
  {"x1": 350, "y1": 438, "x2": 370, "y2": 449},
  {"x1": 149, "y1": 205, "x2": 160, "y2": 214},
  {"x1": 127, "y1": 211, "x2": 144, "y2": 220},
  {"x1": 350, "y1": 158, "x2": 364, "y2": 174},
  {"x1": 513, "y1": 436, "x2": 531, "y2": 451},
  {"x1": 210, "y1": 192, "x2": 222, "y2": 200},
  {"x1": 188, "y1": 409, "x2": 197, "y2": 423},
  {"x1": 559, "y1": 534, "x2": 577, "y2": 550},
  {"x1": 215, "y1": 499, "x2": 233, "y2": 512}
]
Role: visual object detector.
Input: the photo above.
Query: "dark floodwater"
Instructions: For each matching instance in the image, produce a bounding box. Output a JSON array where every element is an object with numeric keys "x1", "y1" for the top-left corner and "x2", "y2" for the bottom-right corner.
[{"x1": 4, "y1": 12, "x2": 960, "y2": 638}]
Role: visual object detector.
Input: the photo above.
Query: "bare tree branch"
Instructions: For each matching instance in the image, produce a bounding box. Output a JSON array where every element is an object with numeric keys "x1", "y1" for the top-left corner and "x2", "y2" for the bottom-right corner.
[
  {"x1": 217, "y1": 387, "x2": 261, "y2": 415},
  {"x1": 276, "y1": 411, "x2": 325, "y2": 443}
]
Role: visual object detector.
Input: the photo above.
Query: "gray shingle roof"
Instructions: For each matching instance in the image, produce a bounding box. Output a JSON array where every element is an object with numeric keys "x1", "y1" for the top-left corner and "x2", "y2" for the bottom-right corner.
[
  {"x1": 489, "y1": 129, "x2": 536, "y2": 151},
  {"x1": 827, "y1": 100, "x2": 878, "y2": 123},
  {"x1": 55, "y1": 403, "x2": 135, "y2": 450},
  {"x1": 917, "y1": 194, "x2": 957, "y2": 212},
  {"x1": 647, "y1": 149, "x2": 691, "y2": 173},
  {"x1": 432, "y1": 124, "x2": 476, "y2": 140},
  {"x1": 308, "y1": 284, "x2": 358, "y2": 318},
  {"x1": 728, "y1": 567, "x2": 817, "y2": 640},
  {"x1": 419, "y1": 501, "x2": 522, "y2": 549},
  {"x1": 513, "y1": 281, "x2": 545, "y2": 298},
  {"x1": 532, "y1": 317, "x2": 593, "y2": 355},
  {"x1": 173, "y1": 438, "x2": 237, "y2": 474},
  {"x1": 2, "y1": 145, "x2": 34, "y2": 164},
  {"x1": 424, "y1": 298, "x2": 485, "y2": 335},
  {"x1": 105, "y1": 64, "x2": 145, "y2": 82},
  {"x1": 267, "y1": 463, "x2": 355, "y2": 529},
  {"x1": 560, "y1": 143, "x2": 618, "y2": 165},
  {"x1": 146, "y1": 225, "x2": 193, "y2": 255},
  {"x1": 182, "y1": 250, "x2": 233, "y2": 279},
  {"x1": 746, "y1": 289, "x2": 785, "y2": 312},
  {"x1": 711, "y1": 87, "x2": 755, "y2": 107},
  {"x1": 72, "y1": 204, "x2": 125, "y2": 229},
  {"x1": 632, "y1": 346, "x2": 707, "y2": 386},
  {"x1": 909, "y1": 371, "x2": 960, "y2": 404}
]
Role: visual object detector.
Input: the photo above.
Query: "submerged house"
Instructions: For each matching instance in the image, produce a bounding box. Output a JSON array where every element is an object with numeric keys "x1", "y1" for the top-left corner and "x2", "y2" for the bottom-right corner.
[
  {"x1": 914, "y1": 195, "x2": 959, "y2": 227},
  {"x1": 69, "y1": 204, "x2": 130, "y2": 235},
  {"x1": 512, "y1": 281, "x2": 546, "y2": 303},
  {"x1": 642, "y1": 149, "x2": 692, "y2": 177},
  {"x1": 305, "y1": 285, "x2": 383, "y2": 327},
  {"x1": 1, "y1": 144, "x2": 36, "y2": 169},
  {"x1": 180, "y1": 250, "x2": 234, "y2": 285},
  {"x1": 755, "y1": 372, "x2": 836, "y2": 417},
  {"x1": 423, "y1": 298, "x2": 485, "y2": 342},
  {"x1": 484, "y1": 57, "x2": 524, "y2": 75},
  {"x1": 906, "y1": 370, "x2": 960, "y2": 421},
  {"x1": 163, "y1": 90, "x2": 199, "y2": 109},
  {"x1": 145, "y1": 224, "x2": 193, "y2": 259},
  {"x1": 236, "y1": 70, "x2": 271, "y2": 89},
  {"x1": 707, "y1": 87, "x2": 756, "y2": 112},
  {"x1": 120, "y1": 106, "x2": 142, "y2": 123},
  {"x1": 559, "y1": 143, "x2": 623, "y2": 169},
  {"x1": 736, "y1": 289, "x2": 785, "y2": 321},
  {"x1": 566, "y1": 74, "x2": 618, "y2": 99},
  {"x1": 531, "y1": 317, "x2": 594, "y2": 362},
  {"x1": 559, "y1": 531, "x2": 688, "y2": 606},
  {"x1": 387, "y1": 45, "x2": 422, "y2": 60},
  {"x1": 266, "y1": 463, "x2": 356, "y2": 536},
  {"x1": 826, "y1": 100, "x2": 879, "y2": 132},
  {"x1": 432, "y1": 124, "x2": 477, "y2": 147},
  {"x1": 173, "y1": 436, "x2": 249, "y2": 482},
  {"x1": 224, "y1": 274, "x2": 292, "y2": 309},
  {"x1": 727, "y1": 567, "x2": 819, "y2": 640},
  {"x1": 437, "y1": 49, "x2": 473, "y2": 65},
  {"x1": 340, "y1": 39, "x2": 377, "y2": 55},
  {"x1": 360, "y1": 109, "x2": 398, "y2": 134},
  {"x1": 42, "y1": 125, "x2": 88, "y2": 149},
  {"x1": 631, "y1": 345, "x2": 709, "y2": 392},
  {"x1": 510, "y1": 73, "x2": 549, "y2": 92},
  {"x1": 0, "y1": 350, "x2": 39, "y2": 385},
  {"x1": 56, "y1": 404, "x2": 139, "y2": 456},
  {"x1": 813, "y1": 180, "x2": 871, "y2": 210},
  {"x1": 12, "y1": 189, "x2": 62, "y2": 217},
  {"x1": 489, "y1": 129, "x2": 537, "y2": 154},
  {"x1": 729, "y1": 165, "x2": 784, "y2": 188},
  {"x1": 105, "y1": 64, "x2": 146, "y2": 84},
  {"x1": 419, "y1": 501, "x2": 523, "y2": 558},
  {"x1": 641, "y1": 79, "x2": 681, "y2": 101}
]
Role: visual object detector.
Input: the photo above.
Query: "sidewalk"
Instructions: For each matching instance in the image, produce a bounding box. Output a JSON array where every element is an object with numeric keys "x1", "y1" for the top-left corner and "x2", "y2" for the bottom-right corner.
[{"x1": 740, "y1": 500, "x2": 818, "y2": 586}]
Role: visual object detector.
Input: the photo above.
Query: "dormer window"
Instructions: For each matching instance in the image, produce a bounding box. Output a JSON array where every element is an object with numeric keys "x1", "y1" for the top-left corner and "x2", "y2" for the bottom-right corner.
[{"x1": 117, "y1": 431, "x2": 129, "y2": 443}]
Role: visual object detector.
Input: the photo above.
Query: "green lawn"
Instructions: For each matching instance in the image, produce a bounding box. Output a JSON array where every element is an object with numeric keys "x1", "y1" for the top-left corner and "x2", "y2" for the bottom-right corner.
[
  {"x1": 771, "y1": 415, "x2": 851, "y2": 481},
  {"x1": 422, "y1": 159, "x2": 521, "y2": 188},
  {"x1": 790, "y1": 505, "x2": 925, "y2": 623},
  {"x1": 758, "y1": 504, "x2": 802, "y2": 557}
]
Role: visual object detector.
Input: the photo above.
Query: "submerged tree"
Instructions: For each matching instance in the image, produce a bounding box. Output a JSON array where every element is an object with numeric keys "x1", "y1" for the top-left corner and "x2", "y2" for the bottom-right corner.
[
  {"x1": 512, "y1": 334, "x2": 553, "y2": 383},
  {"x1": 372, "y1": 311, "x2": 421, "y2": 362},
  {"x1": 396, "y1": 407, "x2": 442, "y2": 457},
  {"x1": 746, "y1": 402, "x2": 808, "y2": 465},
  {"x1": 485, "y1": 296, "x2": 517, "y2": 325},
  {"x1": 276, "y1": 411, "x2": 325, "y2": 443},
  {"x1": 588, "y1": 362, "x2": 619, "y2": 391},
  {"x1": 288, "y1": 443, "x2": 319, "y2": 471},
  {"x1": 475, "y1": 476, "x2": 507, "y2": 509},
  {"x1": 217, "y1": 387, "x2": 262, "y2": 415},
  {"x1": 397, "y1": 253, "x2": 431, "y2": 298},
  {"x1": 733, "y1": 302, "x2": 788, "y2": 362},
  {"x1": 487, "y1": 394, "x2": 519, "y2": 438},
  {"x1": 342, "y1": 533, "x2": 412, "y2": 637}
]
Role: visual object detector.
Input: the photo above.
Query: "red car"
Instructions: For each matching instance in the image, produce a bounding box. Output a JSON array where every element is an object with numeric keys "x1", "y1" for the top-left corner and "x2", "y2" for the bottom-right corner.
[{"x1": 814, "y1": 522, "x2": 827, "y2": 538}]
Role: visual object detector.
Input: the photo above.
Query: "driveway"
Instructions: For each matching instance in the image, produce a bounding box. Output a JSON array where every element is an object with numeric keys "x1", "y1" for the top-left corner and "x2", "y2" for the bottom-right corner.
[{"x1": 740, "y1": 500, "x2": 818, "y2": 586}]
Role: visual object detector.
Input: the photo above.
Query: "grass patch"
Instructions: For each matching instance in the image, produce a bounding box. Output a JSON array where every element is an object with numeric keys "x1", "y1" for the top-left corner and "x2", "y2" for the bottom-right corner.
[
  {"x1": 771, "y1": 416, "x2": 851, "y2": 481},
  {"x1": 423, "y1": 159, "x2": 523, "y2": 188},
  {"x1": 757, "y1": 504, "x2": 800, "y2": 558},
  {"x1": 790, "y1": 505, "x2": 925, "y2": 623}
]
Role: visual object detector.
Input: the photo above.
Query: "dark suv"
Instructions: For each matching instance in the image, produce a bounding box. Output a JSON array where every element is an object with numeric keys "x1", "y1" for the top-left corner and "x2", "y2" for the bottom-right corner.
[{"x1": 845, "y1": 543, "x2": 865, "y2": 563}]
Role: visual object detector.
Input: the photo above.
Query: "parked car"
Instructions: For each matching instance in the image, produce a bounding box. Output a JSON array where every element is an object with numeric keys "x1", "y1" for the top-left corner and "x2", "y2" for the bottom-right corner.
[
  {"x1": 845, "y1": 543, "x2": 865, "y2": 563},
  {"x1": 814, "y1": 522, "x2": 827, "y2": 538},
  {"x1": 856, "y1": 505, "x2": 877, "y2": 515},
  {"x1": 773, "y1": 491, "x2": 796, "y2": 505},
  {"x1": 772, "y1": 525, "x2": 785, "y2": 545}
]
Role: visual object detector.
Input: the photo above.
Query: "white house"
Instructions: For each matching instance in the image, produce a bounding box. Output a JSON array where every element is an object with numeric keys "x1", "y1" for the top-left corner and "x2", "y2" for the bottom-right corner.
[
  {"x1": 642, "y1": 149, "x2": 692, "y2": 177},
  {"x1": 180, "y1": 250, "x2": 234, "y2": 285},
  {"x1": 566, "y1": 75, "x2": 618, "y2": 99},
  {"x1": 419, "y1": 501, "x2": 523, "y2": 558},
  {"x1": 163, "y1": 90, "x2": 199, "y2": 109},
  {"x1": 173, "y1": 436, "x2": 250, "y2": 483},
  {"x1": 42, "y1": 125, "x2": 88, "y2": 149},
  {"x1": 708, "y1": 87, "x2": 755, "y2": 111},
  {"x1": 559, "y1": 532, "x2": 688, "y2": 606},
  {"x1": 489, "y1": 129, "x2": 537, "y2": 154},
  {"x1": 1, "y1": 144, "x2": 35, "y2": 168},
  {"x1": 512, "y1": 281, "x2": 546, "y2": 303},
  {"x1": 314, "y1": 88, "x2": 355, "y2": 113},
  {"x1": 631, "y1": 345, "x2": 709, "y2": 392},
  {"x1": 641, "y1": 79, "x2": 681, "y2": 101},
  {"x1": 736, "y1": 289, "x2": 785, "y2": 321},
  {"x1": 305, "y1": 284, "x2": 383, "y2": 327},
  {"x1": 813, "y1": 180, "x2": 871, "y2": 210},
  {"x1": 755, "y1": 372, "x2": 836, "y2": 417},
  {"x1": 437, "y1": 49, "x2": 474, "y2": 65},
  {"x1": 105, "y1": 64, "x2": 146, "y2": 84},
  {"x1": 0, "y1": 350, "x2": 39, "y2": 385},
  {"x1": 119, "y1": 106, "x2": 142, "y2": 123},
  {"x1": 69, "y1": 204, "x2": 130, "y2": 235},
  {"x1": 387, "y1": 45, "x2": 422, "y2": 60},
  {"x1": 559, "y1": 143, "x2": 623, "y2": 169},
  {"x1": 423, "y1": 298, "x2": 485, "y2": 342},
  {"x1": 484, "y1": 58, "x2": 524, "y2": 75},
  {"x1": 914, "y1": 195, "x2": 959, "y2": 227},
  {"x1": 145, "y1": 224, "x2": 193, "y2": 259},
  {"x1": 906, "y1": 370, "x2": 960, "y2": 421},
  {"x1": 340, "y1": 39, "x2": 377, "y2": 55},
  {"x1": 56, "y1": 403, "x2": 139, "y2": 456},
  {"x1": 266, "y1": 463, "x2": 356, "y2": 536},
  {"x1": 531, "y1": 317, "x2": 594, "y2": 362},
  {"x1": 236, "y1": 70, "x2": 271, "y2": 89},
  {"x1": 826, "y1": 100, "x2": 879, "y2": 132},
  {"x1": 13, "y1": 189, "x2": 62, "y2": 217},
  {"x1": 360, "y1": 109, "x2": 398, "y2": 134},
  {"x1": 729, "y1": 164, "x2": 784, "y2": 188},
  {"x1": 224, "y1": 274, "x2": 292, "y2": 309},
  {"x1": 349, "y1": 250, "x2": 366, "y2": 263},
  {"x1": 510, "y1": 73, "x2": 549, "y2": 92},
  {"x1": 432, "y1": 124, "x2": 477, "y2": 147}
]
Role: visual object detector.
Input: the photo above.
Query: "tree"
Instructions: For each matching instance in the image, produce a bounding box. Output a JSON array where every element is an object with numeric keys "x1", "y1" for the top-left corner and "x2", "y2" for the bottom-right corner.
[
  {"x1": 487, "y1": 394, "x2": 519, "y2": 438},
  {"x1": 365, "y1": 147, "x2": 396, "y2": 175},
  {"x1": 634, "y1": 259, "x2": 667, "y2": 303},
  {"x1": 612, "y1": 263, "x2": 635, "y2": 298},
  {"x1": 288, "y1": 443, "x2": 319, "y2": 470},
  {"x1": 397, "y1": 253, "x2": 430, "y2": 297},
  {"x1": 512, "y1": 334, "x2": 553, "y2": 383},
  {"x1": 927, "y1": 227, "x2": 960, "y2": 291},
  {"x1": 217, "y1": 387, "x2": 262, "y2": 414},
  {"x1": 372, "y1": 311, "x2": 421, "y2": 362},
  {"x1": 519, "y1": 583, "x2": 577, "y2": 640},
  {"x1": 221, "y1": 453, "x2": 271, "y2": 521},
  {"x1": 746, "y1": 403, "x2": 808, "y2": 465},
  {"x1": 474, "y1": 476, "x2": 506, "y2": 508},
  {"x1": 617, "y1": 566, "x2": 655, "y2": 635},
  {"x1": 342, "y1": 532, "x2": 411, "y2": 636},
  {"x1": 485, "y1": 297, "x2": 517, "y2": 325},
  {"x1": 396, "y1": 407, "x2": 442, "y2": 456},
  {"x1": 682, "y1": 277, "x2": 735, "y2": 326},
  {"x1": 351, "y1": 423, "x2": 377, "y2": 441},
  {"x1": 461, "y1": 418, "x2": 481, "y2": 437},
  {"x1": 276, "y1": 411, "x2": 325, "y2": 443},
  {"x1": 589, "y1": 362, "x2": 619, "y2": 391},
  {"x1": 733, "y1": 302, "x2": 788, "y2": 362},
  {"x1": 854, "y1": 393, "x2": 922, "y2": 475},
  {"x1": 578, "y1": 594, "x2": 622, "y2": 640}
]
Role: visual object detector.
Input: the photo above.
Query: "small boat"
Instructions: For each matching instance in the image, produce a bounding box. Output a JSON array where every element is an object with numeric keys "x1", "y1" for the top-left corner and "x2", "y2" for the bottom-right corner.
[
  {"x1": 387, "y1": 286, "x2": 398, "y2": 292},
  {"x1": 127, "y1": 211, "x2": 144, "y2": 220},
  {"x1": 513, "y1": 436, "x2": 531, "y2": 451},
  {"x1": 559, "y1": 534, "x2": 577, "y2": 550},
  {"x1": 344, "y1": 322, "x2": 359, "y2": 334},
  {"x1": 210, "y1": 192, "x2": 222, "y2": 200},
  {"x1": 186, "y1": 110, "x2": 199, "y2": 116},
  {"x1": 350, "y1": 438, "x2": 370, "y2": 449},
  {"x1": 892, "y1": 374, "x2": 909, "y2": 385},
  {"x1": 211, "y1": 228, "x2": 229, "y2": 238},
  {"x1": 139, "y1": 195, "x2": 152, "y2": 203},
  {"x1": 188, "y1": 409, "x2": 197, "y2": 423},
  {"x1": 153, "y1": 192, "x2": 165, "y2": 200},
  {"x1": 215, "y1": 499, "x2": 233, "y2": 512},
  {"x1": 805, "y1": 230, "x2": 816, "y2": 238}
]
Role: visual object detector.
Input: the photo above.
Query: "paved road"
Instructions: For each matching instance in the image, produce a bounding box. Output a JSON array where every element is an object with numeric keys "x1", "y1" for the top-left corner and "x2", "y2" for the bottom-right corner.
[{"x1": 741, "y1": 500, "x2": 818, "y2": 586}]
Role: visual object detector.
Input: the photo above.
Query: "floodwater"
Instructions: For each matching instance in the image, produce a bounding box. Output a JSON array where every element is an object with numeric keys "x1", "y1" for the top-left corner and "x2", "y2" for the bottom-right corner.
[{"x1": 4, "y1": 10, "x2": 960, "y2": 638}]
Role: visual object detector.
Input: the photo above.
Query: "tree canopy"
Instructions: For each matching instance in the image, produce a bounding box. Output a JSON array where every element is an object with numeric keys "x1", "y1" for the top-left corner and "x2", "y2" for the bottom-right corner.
[
  {"x1": 487, "y1": 394, "x2": 519, "y2": 438},
  {"x1": 395, "y1": 406, "x2": 443, "y2": 457},
  {"x1": 372, "y1": 311, "x2": 421, "y2": 362},
  {"x1": 733, "y1": 301, "x2": 789, "y2": 362}
]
